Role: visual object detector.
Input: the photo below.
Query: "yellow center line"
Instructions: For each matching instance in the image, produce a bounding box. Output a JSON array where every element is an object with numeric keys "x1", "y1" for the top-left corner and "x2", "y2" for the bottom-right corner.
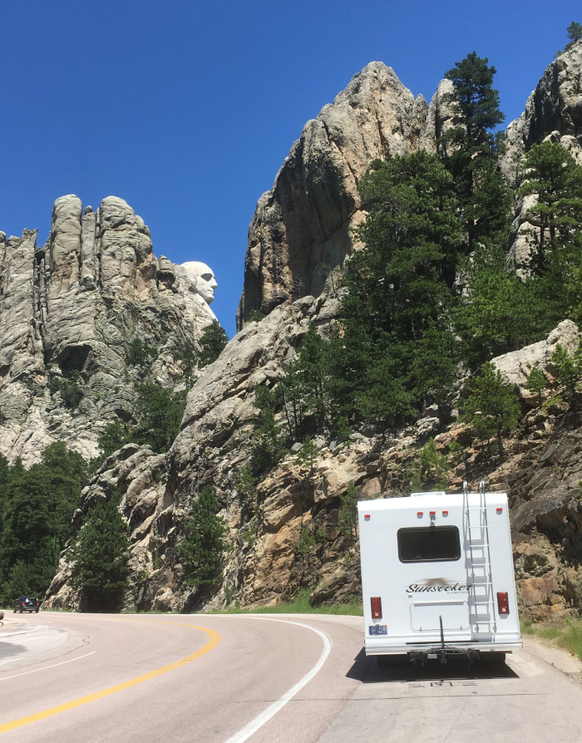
[{"x1": 0, "y1": 621, "x2": 220, "y2": 735}]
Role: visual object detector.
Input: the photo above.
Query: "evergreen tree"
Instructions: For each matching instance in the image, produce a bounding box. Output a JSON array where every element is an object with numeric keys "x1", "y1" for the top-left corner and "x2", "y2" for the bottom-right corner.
[
  {"x1": 525, "y1": 365, "x2": 547, "y2": 407},
  {"x1": 133, "y1": 385, "x2": 187, "y2": 453},
  {"x1": 338, "y1": 481, "x2": 359, "y2": 544},
  {"x1": 198, "y1": 321, "x2": 229, "y2": 367},
  {"x1": 0, "y1": 443, "x2": 86, "y2": 602},
  {"x1": 95, "y1": 421, "x2": 131, "y2": 463},
  {"x1": 517, "y1": 141, "x2": 582, "y2": 324},
  {"x1": 519, "y1": 141, "x2": 582, "y2": 276},
  {"x1": 327, "y1": 151, "x2": 462, "y2": 422},
  {"x1": 454, "y1": 244, "x2": 553, "y2": 367},
  {"x1": 69, "y1": 494, "x2": 130, "y2": 612},
  {"x1": 441, "y1": 52, "x2": 510, "y2": 249},
  {"x1": 556, "y1": 22, "x2": 582, "y2": 56},
  {"x1": 178, "y1": 487, "x2": 228, "y2": 588},
  {"x1": 550, "y1": 343, "x2": 582, "y2": 398},
  {"x1": 280, "y1": 324, "x2": 327, "y2": 440},
  {"x1": 459, "y1": 362, "x2": 521, "y2": 457},
  {"x1": 251, "y1": 385, "x2": 286, "y2": 474}
]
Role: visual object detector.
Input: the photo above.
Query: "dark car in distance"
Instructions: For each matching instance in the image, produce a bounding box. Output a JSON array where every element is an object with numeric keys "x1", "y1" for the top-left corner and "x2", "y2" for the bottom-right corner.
[{"x1": 14, "y1": 596, "x2": 40, "y2": 613}]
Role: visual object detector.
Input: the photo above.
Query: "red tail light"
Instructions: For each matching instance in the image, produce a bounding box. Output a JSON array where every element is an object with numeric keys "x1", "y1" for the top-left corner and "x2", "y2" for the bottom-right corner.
[
  {"x1": 371, "y1": 596, "x2": 382, "y2": 619},
  {"x1": 497, "y1": 592, "x2": 509, "y2": 615}
]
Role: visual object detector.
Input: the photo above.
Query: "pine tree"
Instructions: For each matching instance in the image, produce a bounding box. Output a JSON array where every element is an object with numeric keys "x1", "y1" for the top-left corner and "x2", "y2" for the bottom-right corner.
[
  {"x1": 525, "y1": 366, "x2": 547, "y2": 407},
  {"x1": 280, "y1": 324, "x2": 327, "y2": 440},
  {"x1": 0, "y1": 443, "x2": 86, "y2": 602},
  {"x1": 459, "y1": 362, "x2": 521, "y2": 457},
  {"x1": 69, "y1": 494, "x2": 130, "y2": 611},
  {"x1": 556, "y1": 22, "x2": 582, "y2": 56},
  {"x1": 133, "y1": 385, "x2": 187, "y2": 453},
  {"x1": 198, "y1": 321, "x2": 229, "y2": 367},
  {"x1": 454, "y1": 244, "x2": 553, "y2": 367},
  {"x1": 441, "y1": 52, "x2": 510, "y2": 250},
  {"x1": 550, "y1": 343, "x2": 582, "y2": 398},
  {"x1": 328, "y1": 150, "x2": 462, "y2": 422},
  {"x1": 178, "y1": 487, "x2": 228, "y2": 588},
  {"x1": 519, "y1": 141, "x2": 582, "y2": 274},
  {"x1": 251, "y1": 384, "x2": 285, "y2": 474}
]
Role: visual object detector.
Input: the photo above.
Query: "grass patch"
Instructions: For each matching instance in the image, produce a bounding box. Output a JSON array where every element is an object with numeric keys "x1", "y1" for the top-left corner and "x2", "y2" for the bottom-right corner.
[
  {"x1": 559, "y1": 622, "x2": 582, "y2": 660},
  {"x1": 521, "y1": 617, "x2": 582, "y2": 661},
  {"x1": 211, "y1": 588, "x2": 363, "y2": 616},
  {"x1": 538, "y1": 627, "x2": 560, "y2": 640}
]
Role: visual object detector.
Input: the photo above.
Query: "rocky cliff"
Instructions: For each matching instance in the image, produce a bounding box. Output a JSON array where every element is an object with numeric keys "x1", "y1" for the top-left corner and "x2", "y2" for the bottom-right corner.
[
  {"x1": 238, "y1": 45, "x2": 582, "y2": 329},
  {"x1": 45, "y1": 303, "x2": 582, "y2": 620},
  {"x1": 44, "y1": 42, "x2": 582, "y2": 620},
  {"x1": 501, "y1": 42, "x2": 582, "y2": 268},
  {"x1": 0, "y1": 194, "x2": 214, "y2": 466},
  {"x1": 235, "y1": 62, "x2": 455, "y2": 329}
]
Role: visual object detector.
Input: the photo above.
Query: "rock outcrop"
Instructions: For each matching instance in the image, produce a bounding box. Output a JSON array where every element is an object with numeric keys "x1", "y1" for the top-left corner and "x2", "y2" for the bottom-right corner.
[
  {"x1": 0, "y1": 195, "x2": 214, "y2": 466},
  {"x1": 501, "y1": 42, "x2": 582, "y2": 269},
  {"x1": 238, "y1": 45, "x2": 582, "y2": 328},
  {"x1": 236, "y1": 63, "x2": 454, "y2": 329},
  {"x1": 42, "y1": 45, "x2": 582, "y2": 618},
  {"x1": 501, "y1": 41, "x2": 582, "y2": 181}
]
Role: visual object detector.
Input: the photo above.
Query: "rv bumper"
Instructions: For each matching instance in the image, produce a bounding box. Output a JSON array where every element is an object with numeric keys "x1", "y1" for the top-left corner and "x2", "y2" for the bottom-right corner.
[{"x1": 366, "y1": 640, "x2": 522, "y2": 658}]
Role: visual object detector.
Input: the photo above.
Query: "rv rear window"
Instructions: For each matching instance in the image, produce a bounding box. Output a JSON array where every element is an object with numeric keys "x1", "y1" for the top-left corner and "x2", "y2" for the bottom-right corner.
[{"x1": 397, "y1": 526, "x2": 461, "y2": 562}]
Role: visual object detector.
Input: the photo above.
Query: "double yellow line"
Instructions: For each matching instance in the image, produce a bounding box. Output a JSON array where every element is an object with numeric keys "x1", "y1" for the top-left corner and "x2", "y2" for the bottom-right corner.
[{"x1": 0, "y1": 621, "x2": 220, "y2": 735}]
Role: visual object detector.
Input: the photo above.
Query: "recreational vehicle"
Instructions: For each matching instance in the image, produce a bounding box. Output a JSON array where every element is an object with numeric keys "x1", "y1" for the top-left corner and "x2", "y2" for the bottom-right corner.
[{"x1": 358, "y1": 482, "x2": 521, "y2": 664}]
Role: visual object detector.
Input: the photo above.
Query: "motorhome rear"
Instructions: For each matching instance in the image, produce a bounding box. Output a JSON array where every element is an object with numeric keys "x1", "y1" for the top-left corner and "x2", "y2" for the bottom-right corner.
[{"x1": 358, "y1": 484, "x2": 521, "y2": 663}]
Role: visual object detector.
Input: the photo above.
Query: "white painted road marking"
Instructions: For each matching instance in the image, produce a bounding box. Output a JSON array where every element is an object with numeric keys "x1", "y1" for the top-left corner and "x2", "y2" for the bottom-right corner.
[
  {"x1": 0, "y1": 651, "x2": 96, "y2": 682},
  {"x1": 222, "y1": 617, "x2": 333, "y2": 743}
]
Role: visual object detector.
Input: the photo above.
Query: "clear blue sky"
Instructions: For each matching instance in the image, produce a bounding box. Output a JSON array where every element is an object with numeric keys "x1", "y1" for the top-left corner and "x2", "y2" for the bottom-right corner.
[{"x1": 2, "y1": 0, "x2": 579, "y2": 337}]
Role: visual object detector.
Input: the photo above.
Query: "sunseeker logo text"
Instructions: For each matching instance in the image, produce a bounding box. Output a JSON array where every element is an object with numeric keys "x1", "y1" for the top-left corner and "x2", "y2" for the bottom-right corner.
[{"x1": 407, "y1": 579, "x2": 471, "y2": 594}]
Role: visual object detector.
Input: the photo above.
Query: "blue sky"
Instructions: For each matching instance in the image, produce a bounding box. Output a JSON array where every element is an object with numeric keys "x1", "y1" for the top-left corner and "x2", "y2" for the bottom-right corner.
[{"x1": 2, "y1": 0, "x2": 579, "y2": 337}]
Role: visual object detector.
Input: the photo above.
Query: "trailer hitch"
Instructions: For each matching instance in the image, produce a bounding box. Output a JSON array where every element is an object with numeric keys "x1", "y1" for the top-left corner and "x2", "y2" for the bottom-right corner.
[{"x1": 409, "y1": 647, "x2": 480, "y2": 667}]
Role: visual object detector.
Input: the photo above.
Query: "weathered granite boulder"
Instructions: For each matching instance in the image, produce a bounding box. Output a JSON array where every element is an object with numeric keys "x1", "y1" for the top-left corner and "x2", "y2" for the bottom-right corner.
[{"x1": 491, "y1": 320, "x2": 580, "y2": 401}]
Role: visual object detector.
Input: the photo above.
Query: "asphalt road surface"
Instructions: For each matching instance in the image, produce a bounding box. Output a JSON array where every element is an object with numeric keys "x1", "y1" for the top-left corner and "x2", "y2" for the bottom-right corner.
[{"x1": 1, "y1": 612, "x2": 581, "y2": 742}]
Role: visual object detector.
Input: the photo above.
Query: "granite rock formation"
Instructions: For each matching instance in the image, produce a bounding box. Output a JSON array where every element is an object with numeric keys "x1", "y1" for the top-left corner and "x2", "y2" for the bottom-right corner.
[
  {"x1": 236, "y1": 62, "x2": 454, "y2": 329},
  {"x1": 43, "y1": 43, "x2": 582, "y2": 617},
  {"x1": 0, "y1": 195, "x2": 214, "y2": 466},
  {"x1": 501, "y1": 42, "x2": 582, "y2": 269},
  {"x1": 45, "y1": 298, "x2": 582, "y2": 620}
]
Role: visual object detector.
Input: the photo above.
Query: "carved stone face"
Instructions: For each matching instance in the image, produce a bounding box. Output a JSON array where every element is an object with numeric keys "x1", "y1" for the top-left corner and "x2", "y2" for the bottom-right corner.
[{"x1": 181, "y1": 261, "x2": 218, "y2": 305}]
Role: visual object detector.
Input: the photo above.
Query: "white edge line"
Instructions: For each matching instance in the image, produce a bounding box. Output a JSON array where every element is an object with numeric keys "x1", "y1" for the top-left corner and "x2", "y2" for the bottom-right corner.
[
  {"x1": 221, "y1": 617, "x2": 332, "y2": 743},
  {"x1": 0, "y1": 651, "x2": 96, "y2": 682}
]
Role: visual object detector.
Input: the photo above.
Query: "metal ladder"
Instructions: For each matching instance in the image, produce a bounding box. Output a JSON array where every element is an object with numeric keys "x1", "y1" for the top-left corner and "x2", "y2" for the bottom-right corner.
[{"x1": 464, "y1": 480, "x2": 497, "y2": 633}]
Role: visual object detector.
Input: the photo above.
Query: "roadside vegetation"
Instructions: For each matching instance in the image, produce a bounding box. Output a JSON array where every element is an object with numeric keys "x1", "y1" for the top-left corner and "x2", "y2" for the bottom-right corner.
[
  {"x1": 521, "y1": 618, "x2": 582, "y2": 661},
  {"x1": 210, "y1": 589, "x2": 363, "y2": 616}
]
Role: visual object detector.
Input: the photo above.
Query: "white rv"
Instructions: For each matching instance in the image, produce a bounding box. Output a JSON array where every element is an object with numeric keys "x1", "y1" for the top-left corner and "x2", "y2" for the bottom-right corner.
[{"x1": 357, "y1": 482, "x2": 522, "y2": 664}]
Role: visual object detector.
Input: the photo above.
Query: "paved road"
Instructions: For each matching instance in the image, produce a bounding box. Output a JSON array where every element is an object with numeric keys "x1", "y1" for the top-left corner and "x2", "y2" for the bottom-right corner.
[
  {"x1": 1, "y1": 612, "x2": 581, "y2": 742},
  {"x1": 0, "y1": 612, "x2": 362, "y2": 743}
]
